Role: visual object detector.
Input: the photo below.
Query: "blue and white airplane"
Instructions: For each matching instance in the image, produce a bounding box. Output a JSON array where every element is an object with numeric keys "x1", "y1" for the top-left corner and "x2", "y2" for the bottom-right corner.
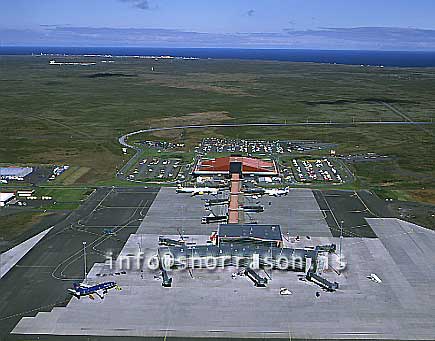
[{"x1": 68, "y1": 281, "x2": 121, "y2": 300}]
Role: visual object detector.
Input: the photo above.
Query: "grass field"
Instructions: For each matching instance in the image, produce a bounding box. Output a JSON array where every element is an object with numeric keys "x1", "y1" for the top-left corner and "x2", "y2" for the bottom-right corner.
[
  {"x1": 51, "y1": 166, "x2": 91, "y2": 185},
  {"x1": 0, "y1": 211, "x2": 55, "y2": 242},
  {"x1": 1, "y1": 55, "x2": 434, "y2": 202},
  {"x1": 35, "y1": 187, "x2": 93, "y2": 210}
]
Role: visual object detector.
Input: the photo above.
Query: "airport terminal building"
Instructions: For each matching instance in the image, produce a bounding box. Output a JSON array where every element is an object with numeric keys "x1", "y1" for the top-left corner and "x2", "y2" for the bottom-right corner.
[{"x1": 193, "y1": 155, "x2": 278, "y2": 177}]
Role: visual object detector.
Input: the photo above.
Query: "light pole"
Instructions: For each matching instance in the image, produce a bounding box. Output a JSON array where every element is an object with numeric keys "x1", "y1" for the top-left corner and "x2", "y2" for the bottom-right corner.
[
  {"x1": 137, "y1": 240, "x2": 143, "y2": 278},
  {"x1": 83, "y1": 241, "x2": 87, "y2": 283},
  {"x1": 339, "y1": 220, "x2": 344, "y2": 268}
]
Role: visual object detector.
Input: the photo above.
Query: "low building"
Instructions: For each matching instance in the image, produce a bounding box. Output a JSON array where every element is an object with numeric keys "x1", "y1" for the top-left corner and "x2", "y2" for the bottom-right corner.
[
  {"x1": 193, "y1": 156, "x2": 278, "y2": 177},
  {"x1": 0, "y1": 192, "x2": 15, "y2": 207},
  {"x1": 17, "y1": 190, "x2": 35, "y2": 197},
  {"x1": 0, "y1": 167, "x2": 33, "y2": 179},
  {"x1": 218, "y1": 224, "x2": 283, "y2": 248}
]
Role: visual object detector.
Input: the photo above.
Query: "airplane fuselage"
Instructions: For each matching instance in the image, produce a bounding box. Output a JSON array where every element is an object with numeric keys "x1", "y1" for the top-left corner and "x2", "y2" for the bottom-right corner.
[
  {"x1": 176, "y1": 187, "x2": 218, "y2": 196},
  {"x1": 68, "y1": 281, "x2": 118, "y2": 299}
]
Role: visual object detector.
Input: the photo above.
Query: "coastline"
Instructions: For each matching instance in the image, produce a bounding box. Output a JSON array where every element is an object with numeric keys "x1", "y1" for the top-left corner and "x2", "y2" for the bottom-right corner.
[{"x1": 1, "y1": 46, "x2": 435, "y2": 67}]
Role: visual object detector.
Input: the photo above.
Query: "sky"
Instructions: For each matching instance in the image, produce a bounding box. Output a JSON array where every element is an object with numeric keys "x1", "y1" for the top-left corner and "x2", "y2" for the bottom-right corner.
[{"x1": 1, "y1": 0, "x2": 435, "y2": 50}]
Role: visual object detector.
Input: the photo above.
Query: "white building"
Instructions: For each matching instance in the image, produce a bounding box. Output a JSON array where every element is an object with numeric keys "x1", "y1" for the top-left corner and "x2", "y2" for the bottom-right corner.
[
  {"x1": 0, "y1": 167, "x2": 33, "y2": 179},
  {"x1": 0, "y1": 193, "x2": 15, "y2": 207}
]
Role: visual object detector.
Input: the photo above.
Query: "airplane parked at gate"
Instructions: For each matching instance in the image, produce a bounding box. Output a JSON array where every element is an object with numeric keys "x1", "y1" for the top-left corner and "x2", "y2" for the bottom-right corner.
[
  {"x1": 264, "y1": 187, "x2": 290, "y2": 197},
  {"x1": 176, "y1": 186, "x2": 219, "y2": 196},
  {"x1": 68, "y1": 281, "x2": 121, "y2": 300}
]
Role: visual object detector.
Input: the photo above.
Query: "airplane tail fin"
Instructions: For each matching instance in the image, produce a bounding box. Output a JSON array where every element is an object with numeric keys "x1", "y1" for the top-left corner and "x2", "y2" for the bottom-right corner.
[{"x1": 68, "y1": 288, "x2": 80, "y2": 299}]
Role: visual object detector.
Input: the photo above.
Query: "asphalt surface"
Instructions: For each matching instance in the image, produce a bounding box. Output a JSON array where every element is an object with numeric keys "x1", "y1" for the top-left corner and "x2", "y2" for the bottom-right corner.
[
  {"x1": 137, "y1": 187, "x2": 217, "y2": 236},
  {"x1": 313, "y1": 190, "x2": 394, "y2": 238},
  {"x1": 197, "y1": 137, "x2": 336, "y2": 154},
  {"x1": 0, "y1": 166, "x2": 53, "y2": 187},
  {"x1": 117, "y1": 121, "x2": 435, "y2": 183},
  {"x1": 0, "y1": 187, "x2": 159, "y2": 340},
  {"x1": 1, "y1": 227, "x2": 53, "y2": 279},
  {"x1": 292, "y1": 159, "x2": 343, "y2": 183},
  {"x1": 247, "y1": 188, "x2": 332, "y2": 237},
  {"x1": 380, "y1": 101, "x2": 435, "y2": 137},
  {"x1": 14, "y1": 220, "x2": 435, "y2": 340},
  {"x1": 119, "y1": 121, "x2": 435, "y2": 150},
  {"x1": 0, "y1": 209, "x2": 68, "y2": 253},
  {"x1": 4, "y1": 186, "x2": 435, "y2": 340},
  {"x1": 131, "y1": 158, "x2": 180, "y2": 181}
]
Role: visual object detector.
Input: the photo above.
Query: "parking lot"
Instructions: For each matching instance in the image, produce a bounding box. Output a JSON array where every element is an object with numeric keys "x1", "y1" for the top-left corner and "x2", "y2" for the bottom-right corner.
[
  {"x1": 175, "y1": 163, "x2": 194, "y2": 183},
  {"x1": 291, "y1": 158, "x2": 349, "y2": 183},
  {"x1": 139, "y1": 140, "x2": 184, "y2": 151},
  {"x1": 197, "y1": 138, "x2": 336, "y2": 156},
  {"x1": 128, "y1": 157, "x2": 181, "y2": 181}
]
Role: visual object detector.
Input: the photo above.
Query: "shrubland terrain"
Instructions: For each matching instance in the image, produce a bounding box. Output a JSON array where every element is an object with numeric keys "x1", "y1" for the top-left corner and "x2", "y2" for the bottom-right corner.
[{"x1": 0, "y1": 55, "x2": 434, "y2": 203}]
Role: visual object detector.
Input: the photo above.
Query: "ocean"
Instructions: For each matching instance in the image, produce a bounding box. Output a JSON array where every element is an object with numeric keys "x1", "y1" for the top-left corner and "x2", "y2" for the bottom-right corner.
[{"x1": 1, "y1": 46, "x2": 435, "y2": 67}]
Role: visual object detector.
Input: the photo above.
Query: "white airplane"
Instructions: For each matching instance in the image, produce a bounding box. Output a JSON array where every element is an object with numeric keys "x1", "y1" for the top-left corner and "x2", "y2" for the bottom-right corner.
[
  {"x1": 176, "y1": 186, "x2": 219, "y2": 196},
  {"x1": 264, "y1": 187, "x2": 290, "y2": 197},
  {"x1": 367, "y1": 273, "x2": 382, "y2": 283}
]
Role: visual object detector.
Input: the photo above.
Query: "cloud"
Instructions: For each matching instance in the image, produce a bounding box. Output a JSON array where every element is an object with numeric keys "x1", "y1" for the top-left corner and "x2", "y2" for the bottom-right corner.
[
  {"x1": 283, "y1": 27, "x2": 435, "y2": 49},
  {"x1": 119, "y1": 0, "x2": 150, "y2": 10},
  {"x1": 246, "y1": 9, "x2": 255, "y2": 17},
  {"x1": 2, "y1": 26, "x2": 435, "y2": 50},
  {"x1": 287, "y1": 20, "x2": 296, "y2": 31}
]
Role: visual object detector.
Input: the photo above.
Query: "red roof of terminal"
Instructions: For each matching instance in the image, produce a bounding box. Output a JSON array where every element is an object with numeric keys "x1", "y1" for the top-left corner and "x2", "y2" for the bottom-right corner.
[{"x1": 195, "y1": 156, "x2": 276, "y2": 174}]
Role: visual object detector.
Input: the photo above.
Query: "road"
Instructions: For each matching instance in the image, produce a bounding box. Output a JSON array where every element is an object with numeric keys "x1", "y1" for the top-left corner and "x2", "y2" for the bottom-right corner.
[
  {"x1": 119, "y1": 120, "x2": 435, "y2": 149},
  {"x1": 380, "y1": 101, "x2": 434, "y2": 137},
  {"x1": 117, "y1": 120, "x2": 435, "y2": 180}
]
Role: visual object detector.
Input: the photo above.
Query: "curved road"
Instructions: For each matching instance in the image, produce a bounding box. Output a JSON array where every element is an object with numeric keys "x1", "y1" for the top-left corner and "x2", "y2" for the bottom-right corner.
[
  {"x1": 118, "y1": 121, "x2": 434, "y2": 149},
  {"x1": 117, "y1": 120, "x2": 435, "y2": 178}
]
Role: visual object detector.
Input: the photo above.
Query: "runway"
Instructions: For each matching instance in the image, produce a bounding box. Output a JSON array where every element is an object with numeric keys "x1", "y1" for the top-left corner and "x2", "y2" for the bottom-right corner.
[
  {"x1": 5, "y1": 187, "x2": 435, "y2": 340},
  {"x1": 0, "y1": 187, "x2": 159, "y2": 340}
]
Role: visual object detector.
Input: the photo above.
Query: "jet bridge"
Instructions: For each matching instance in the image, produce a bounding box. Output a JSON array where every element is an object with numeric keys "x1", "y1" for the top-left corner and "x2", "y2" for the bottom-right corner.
[
  {"x1": 245, "y1": 267, "x2": 268, "y2": 287},
  {"x1": 306, "y1": 271, "x2": 339, "y2": 292}
]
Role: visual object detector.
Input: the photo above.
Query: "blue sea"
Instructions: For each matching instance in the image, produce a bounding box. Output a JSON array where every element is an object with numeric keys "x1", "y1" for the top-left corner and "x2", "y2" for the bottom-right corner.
[{"x1": 1, "y1": 46, "x2": 435, "y2": 67}]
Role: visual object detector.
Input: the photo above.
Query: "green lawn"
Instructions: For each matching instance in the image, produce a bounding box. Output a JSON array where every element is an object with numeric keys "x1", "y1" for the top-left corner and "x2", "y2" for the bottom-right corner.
[{"x1": 35, "y1": 187, "x2": 93, "y2": 209}]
